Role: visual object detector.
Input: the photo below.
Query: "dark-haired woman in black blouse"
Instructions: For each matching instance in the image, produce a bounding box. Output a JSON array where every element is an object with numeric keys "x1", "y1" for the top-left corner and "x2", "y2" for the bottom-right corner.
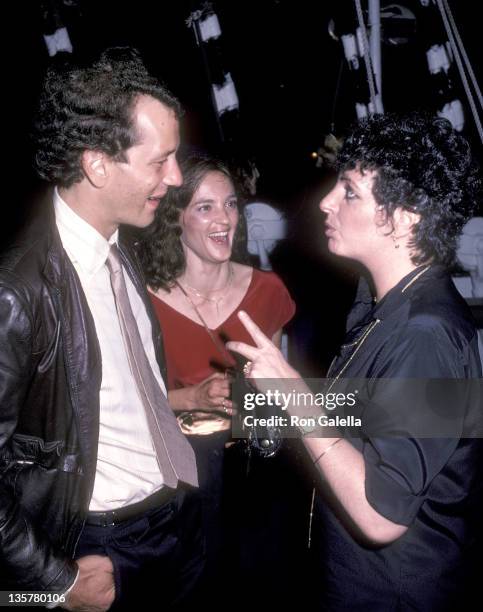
[{"x1": 227, "y1": 113, "x2": 483, "y2": 611}]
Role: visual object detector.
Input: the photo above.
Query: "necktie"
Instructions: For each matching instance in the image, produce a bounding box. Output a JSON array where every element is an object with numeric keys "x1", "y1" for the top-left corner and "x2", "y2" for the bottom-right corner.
[{"x1": 106, "y1": 243, "x2": 198, "y2": 487}]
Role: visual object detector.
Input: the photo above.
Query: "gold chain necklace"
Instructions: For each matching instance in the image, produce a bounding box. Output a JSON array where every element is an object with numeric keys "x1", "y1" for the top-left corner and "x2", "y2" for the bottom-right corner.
[
  {"x1": 326, "y1": 318, "x2": 382, "y2": 392},
  {"x1": 179, "y1": 264, "x2": 233, "y2": 314}
]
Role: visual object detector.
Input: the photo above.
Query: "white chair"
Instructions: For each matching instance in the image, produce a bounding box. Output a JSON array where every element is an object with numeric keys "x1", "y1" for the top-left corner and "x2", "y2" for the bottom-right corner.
[
  {"x1": 244, "y1": 203, "x2": 287, "y2": 271},
  {"x1": 244, "y1": 202, "x2": 289, "y2": 357}
]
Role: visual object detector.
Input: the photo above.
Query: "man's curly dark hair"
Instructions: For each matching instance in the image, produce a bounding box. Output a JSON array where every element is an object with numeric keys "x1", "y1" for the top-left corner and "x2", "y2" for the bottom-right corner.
[
  {"x1": 34, "y1": 47, "x2": 181, "y2": 188},
  {"x1": 337, "y1": 112, "x2": 482, "y2": 267},
  {"x1": 138, "y1": 154, "x2": 248, "y2": 291}
]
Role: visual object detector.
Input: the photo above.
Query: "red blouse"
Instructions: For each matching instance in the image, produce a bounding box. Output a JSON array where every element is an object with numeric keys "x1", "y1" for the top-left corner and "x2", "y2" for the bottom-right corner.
[{"x1": 150, "y1": 269, "x2": 295, "y2": 390}]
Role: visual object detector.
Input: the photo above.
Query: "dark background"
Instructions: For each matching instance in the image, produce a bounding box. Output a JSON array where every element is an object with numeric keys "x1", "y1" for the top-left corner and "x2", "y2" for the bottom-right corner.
[
  {"x1": 12, "y1": 1, "x2": 483, "y2": 203},
  {"x1": 8, "y1": 0, "x2": 483, "y2": 373}
]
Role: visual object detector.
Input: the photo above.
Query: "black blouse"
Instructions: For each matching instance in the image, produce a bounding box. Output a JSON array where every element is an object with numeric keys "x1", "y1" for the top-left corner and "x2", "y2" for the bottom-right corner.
[{"x1": 312, "y1": 266, "x2": 483, "y2": 611}]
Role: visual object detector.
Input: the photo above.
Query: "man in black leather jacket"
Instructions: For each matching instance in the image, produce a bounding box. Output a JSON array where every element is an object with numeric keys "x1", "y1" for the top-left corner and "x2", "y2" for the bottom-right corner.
[{"x1": 0, "y1": 48, "x2": 202, "y2": 611}]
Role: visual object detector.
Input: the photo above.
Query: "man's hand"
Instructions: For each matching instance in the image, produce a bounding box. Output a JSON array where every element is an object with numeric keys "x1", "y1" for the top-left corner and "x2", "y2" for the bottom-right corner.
[{"x1": 62, "y1": 555, "x2": 115, "y2": 612}]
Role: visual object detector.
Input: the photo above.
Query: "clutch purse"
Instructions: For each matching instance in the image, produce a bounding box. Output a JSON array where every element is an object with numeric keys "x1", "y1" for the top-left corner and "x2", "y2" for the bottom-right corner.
[{"x1": 177, "y1": 410, "x2": 231, "y2": 435}]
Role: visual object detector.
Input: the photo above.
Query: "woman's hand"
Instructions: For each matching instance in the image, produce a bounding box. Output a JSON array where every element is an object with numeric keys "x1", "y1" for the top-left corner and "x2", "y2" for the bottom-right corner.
[
  {"x1": 193, "y1": 372, "x2": 233, "y2": 414},
  {"x1": 168, "y1": 372, "x2": 233, "y2": 415},
  {"x1": 226, "y1": 311, "x2": 300, "y2": 383}
]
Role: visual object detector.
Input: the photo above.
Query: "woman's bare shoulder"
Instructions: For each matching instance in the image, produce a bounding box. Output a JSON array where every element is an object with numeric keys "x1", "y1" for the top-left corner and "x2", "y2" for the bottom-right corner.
[
  {"x1": 149, "y1": 284, "x2": 180, "y2": 307},
  {"x1": 231, "y1": 262, "x2": 253, "y2": 284}
]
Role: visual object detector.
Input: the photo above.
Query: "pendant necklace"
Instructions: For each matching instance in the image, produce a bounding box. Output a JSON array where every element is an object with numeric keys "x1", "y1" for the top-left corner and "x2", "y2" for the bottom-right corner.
[{"x1": 178, "y1": 264, "x2": 233, "y2": 316}]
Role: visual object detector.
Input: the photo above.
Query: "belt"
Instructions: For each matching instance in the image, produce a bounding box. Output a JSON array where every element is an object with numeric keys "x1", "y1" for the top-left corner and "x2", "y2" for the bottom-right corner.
[{"x1": 86, "y1": 486, "x2": 178, "y2": 527}]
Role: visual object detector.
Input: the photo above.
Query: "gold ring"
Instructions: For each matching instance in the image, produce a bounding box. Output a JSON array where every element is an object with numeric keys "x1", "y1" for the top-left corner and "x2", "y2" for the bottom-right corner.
[
  {"x1": 222, "y1": 399, "x2": 228, "y2": 413},
  {"x1": 243, "y1": 361, "x2": 253, "y2": 376}
]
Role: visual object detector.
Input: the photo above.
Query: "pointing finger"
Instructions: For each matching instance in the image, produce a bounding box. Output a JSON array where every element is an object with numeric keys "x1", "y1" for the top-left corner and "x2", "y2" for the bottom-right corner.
[
  {"x1": 225, "y1": 340, "x2": 259, "y2": 361},
  {"x1": 236, "y1": 311, "x2": 273, "y2": 348}
]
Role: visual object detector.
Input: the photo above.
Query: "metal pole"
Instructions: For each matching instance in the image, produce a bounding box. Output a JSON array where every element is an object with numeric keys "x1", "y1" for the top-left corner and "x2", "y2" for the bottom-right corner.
[{"x1": 369, "y1": 0, "x2": 384, "y2": 113}]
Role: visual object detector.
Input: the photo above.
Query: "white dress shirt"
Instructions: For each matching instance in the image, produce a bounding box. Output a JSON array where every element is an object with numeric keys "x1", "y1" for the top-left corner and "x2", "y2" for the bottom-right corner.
[{"x1": 54, "y1": 190, "x2": 166, "y2": 510}]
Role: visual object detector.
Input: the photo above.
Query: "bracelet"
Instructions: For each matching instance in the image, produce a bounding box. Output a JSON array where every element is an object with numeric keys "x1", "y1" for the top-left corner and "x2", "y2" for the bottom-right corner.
[{"x1": 313, "y1": 438, "x2": 343, "y2": 465}]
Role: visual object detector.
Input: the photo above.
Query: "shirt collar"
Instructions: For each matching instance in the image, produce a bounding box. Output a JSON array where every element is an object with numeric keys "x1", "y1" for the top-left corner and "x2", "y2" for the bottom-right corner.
[
  {"x1": 54, "y1": 187, "x2": 118, "y2": 276},
  {"x1": 372, "y1": 264, "x2": 434, "y2": 320},
  {"x1": 345, "y1": 264, "x2": 438, "y2": 336}
]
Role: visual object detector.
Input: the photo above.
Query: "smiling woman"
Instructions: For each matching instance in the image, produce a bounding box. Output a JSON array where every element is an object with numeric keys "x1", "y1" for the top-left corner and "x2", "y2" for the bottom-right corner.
[
  {"x1": 179, "y1": 170, "x2": 239, "y2": 275},
  {"x1": 137, "y1": 152, "x2": 295, "y2": 594}
]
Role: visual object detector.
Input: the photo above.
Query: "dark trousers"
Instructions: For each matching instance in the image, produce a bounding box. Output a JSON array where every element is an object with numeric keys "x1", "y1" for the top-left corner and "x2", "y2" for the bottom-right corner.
[
  {"x1": 187, "y1": 432, "x2": 228, "y2": 575},
  {"x1": 75, "y1": 488, "x2": 205, "y2": 611}
]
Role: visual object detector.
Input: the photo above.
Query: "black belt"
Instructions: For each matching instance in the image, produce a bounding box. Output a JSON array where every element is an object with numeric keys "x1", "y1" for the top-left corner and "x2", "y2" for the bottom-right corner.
[{"x1": 86, "y1": 486, "x2": 178, "y2": 527}]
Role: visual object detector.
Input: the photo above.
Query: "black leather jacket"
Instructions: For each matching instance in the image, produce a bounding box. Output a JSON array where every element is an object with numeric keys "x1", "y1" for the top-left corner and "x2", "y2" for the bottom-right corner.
[{"x1": 0, "y1": 205, "x2": 167, "y2": 591}]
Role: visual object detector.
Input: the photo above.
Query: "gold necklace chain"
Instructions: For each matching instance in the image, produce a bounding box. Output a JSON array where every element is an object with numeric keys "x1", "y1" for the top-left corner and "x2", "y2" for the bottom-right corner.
[
  {"x1": 177, "y1": 264, "x2": 234, "y2": 317},
  {"x1": 326, "y1": 318, "x2": 381, "y2": 392},
  {"x1": 180, "y1": 264, "x2": 233, "y2": 307}
]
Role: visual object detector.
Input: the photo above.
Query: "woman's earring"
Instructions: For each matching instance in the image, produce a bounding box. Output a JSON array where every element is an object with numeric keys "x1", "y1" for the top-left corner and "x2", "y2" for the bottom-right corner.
[{"x1": 392, "y1": 234, "x2": 400, "y2": 249}]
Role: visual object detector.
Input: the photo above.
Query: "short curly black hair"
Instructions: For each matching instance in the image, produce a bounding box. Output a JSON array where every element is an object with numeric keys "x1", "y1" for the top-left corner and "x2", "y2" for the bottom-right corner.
[
  {"x1": 33, "y1": 47, "x2": 181, "y2": 188},
  {"x1": 337, "y1": 112, "x2": 482, "y2": 267},
  {"x1": 138, "y1": 154, "x2": 248, "y2": 291}
]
